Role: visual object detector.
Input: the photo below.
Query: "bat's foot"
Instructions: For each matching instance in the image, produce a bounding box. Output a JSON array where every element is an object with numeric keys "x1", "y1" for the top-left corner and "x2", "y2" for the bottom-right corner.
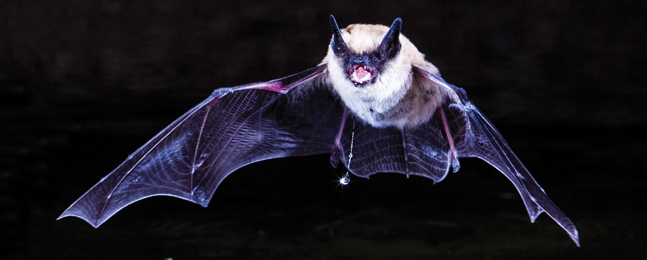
[
  {"x1": 330, "y1": 146, "x2": 342, "y2": 168},
  {"x1": 330, "y1": 106, "x2": 349, "y2": 169},
  {"x1": 451, "y1": 155, "x2": 460, "y2": 173}
]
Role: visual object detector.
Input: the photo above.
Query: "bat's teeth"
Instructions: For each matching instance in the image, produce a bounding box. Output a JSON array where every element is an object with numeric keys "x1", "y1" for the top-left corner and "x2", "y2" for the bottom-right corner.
[{"x1": 351, "y1": 66, "x2": 372, "y2": 84}]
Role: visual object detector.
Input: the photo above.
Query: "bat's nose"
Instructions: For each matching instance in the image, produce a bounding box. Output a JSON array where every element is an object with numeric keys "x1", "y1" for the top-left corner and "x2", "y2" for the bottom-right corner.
[{"x1": 352, "y1": 57, "x2": 369, "y2": 65}]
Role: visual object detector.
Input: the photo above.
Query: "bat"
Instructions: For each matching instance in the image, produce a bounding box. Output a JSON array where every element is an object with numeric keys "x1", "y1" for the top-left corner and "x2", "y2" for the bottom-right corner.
[{"x1": 58, "y1": 15, "x2": 580, "y2": 246}]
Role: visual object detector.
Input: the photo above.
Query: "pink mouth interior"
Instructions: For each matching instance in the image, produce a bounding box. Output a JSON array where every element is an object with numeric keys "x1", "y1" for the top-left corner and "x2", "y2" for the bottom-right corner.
[
  {"x1": 350, "y1": 65, "x2": 376, "y2": 84},
  {"x1": 355, "y1": 66, "x2": 369, "y2": 79}
]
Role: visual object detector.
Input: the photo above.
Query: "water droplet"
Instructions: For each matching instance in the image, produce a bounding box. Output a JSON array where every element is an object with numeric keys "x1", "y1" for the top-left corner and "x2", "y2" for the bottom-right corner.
[{"x1": 339, "y1": 173, "x2": 350, "y2": 185}]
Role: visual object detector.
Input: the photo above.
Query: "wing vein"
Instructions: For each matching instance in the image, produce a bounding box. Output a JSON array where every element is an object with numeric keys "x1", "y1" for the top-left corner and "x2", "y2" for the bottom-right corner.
[
  {"x1": 190, "y1": 100, "x2": 215, "y2": 194},
  {"x1": 193, "y1": 92, "x2": 279, "y2": 189},
  {"x1": 97, "y1": 97, "x2": 215, "y2": 218}
]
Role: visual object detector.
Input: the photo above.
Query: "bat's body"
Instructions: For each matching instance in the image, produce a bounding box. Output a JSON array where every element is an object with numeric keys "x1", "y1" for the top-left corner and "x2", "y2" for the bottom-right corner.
[{"x1": 59, "y1": 16, "x2": 579, "y2": 246}]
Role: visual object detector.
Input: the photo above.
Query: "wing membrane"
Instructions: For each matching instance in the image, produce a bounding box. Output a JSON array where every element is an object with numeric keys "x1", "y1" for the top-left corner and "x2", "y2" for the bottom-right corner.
[
  {"x1": 458, "y1": 103, "x2": 580, "y2": 245},
  {"x1": 339, "y1": 66, "x2": 580, "y2": 246},
  {"x1": 59, "y1": 67, "x2": 342, "y2": 227}
]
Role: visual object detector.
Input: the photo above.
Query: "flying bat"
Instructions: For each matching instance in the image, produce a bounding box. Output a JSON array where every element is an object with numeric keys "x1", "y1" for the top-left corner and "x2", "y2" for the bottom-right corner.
[{"x1": 58, "y1": 15, "x2": 580, "y2": 246}]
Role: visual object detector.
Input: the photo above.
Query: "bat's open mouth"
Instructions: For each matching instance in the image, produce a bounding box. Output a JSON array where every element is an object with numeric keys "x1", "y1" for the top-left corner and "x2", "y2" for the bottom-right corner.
[{"x1": 349, "y1": 64, "x2": 376, "y2": 85}]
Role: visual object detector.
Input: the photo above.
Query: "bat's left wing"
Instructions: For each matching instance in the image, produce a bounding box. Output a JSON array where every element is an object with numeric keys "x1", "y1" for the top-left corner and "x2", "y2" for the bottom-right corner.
[
  {"x1": 418, "y1": 68, "x2": 580, "y2": 246},
  {"x1": 58, "y1": 64, "x2": 344, "y2": 227},
  {"x1": 332, "y1": 67, "x2": 579, "y2": 246}
]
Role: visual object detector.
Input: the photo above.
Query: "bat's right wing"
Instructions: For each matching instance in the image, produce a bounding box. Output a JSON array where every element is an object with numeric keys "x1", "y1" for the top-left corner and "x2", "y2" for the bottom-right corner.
[{"x1": 58, "y1": 64, "x2": 344, "y2": 228}]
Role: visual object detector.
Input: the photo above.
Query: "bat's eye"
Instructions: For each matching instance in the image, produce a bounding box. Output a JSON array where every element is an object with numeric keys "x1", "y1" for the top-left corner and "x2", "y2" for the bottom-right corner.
[{"x1": 373, "y1": 57, "x2": 378, "y2": 62}]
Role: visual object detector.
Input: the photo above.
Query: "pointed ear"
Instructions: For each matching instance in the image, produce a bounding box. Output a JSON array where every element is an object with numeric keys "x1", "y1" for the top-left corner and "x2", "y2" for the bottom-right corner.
[
  {"x1": 379, "y1": 18, "x2": 402, "y2": 60},
  {"x1": 329, "y1": 15, "x2": 347, "y2": 55}
]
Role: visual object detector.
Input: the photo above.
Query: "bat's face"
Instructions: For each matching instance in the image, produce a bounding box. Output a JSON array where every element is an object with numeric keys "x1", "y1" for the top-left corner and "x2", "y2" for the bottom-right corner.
[{"x1": 328, "y1": 17, "x2": 402, "y2": 87}]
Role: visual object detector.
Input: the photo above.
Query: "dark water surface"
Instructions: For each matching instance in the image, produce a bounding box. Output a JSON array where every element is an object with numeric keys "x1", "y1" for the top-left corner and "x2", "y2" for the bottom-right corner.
[{"x1": 1, "y1": 1, "x2": 646, "y2": 259}]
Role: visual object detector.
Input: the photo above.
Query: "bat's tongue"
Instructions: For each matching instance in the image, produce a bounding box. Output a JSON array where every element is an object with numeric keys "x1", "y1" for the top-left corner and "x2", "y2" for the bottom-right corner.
[{"x1": 351, "y1": 65, "x2": 373, "y2": 84}]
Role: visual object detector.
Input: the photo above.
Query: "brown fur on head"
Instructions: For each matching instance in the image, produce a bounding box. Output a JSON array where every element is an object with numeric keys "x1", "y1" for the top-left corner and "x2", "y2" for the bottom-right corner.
[{"x1": 337, "y1": 23, "x2": 439, "y2": 75}]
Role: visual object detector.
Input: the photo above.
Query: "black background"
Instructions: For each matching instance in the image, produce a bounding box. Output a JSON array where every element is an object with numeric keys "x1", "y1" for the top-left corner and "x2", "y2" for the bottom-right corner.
[{"x1": 1, "y1": 0, "x2": 645, "y2": 259}]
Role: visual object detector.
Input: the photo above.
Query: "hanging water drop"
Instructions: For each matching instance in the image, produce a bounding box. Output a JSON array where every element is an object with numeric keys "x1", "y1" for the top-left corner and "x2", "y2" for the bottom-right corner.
[
  {"x1": 337, "y1": 119, "x2": 354, "y2": 187},
  {"x1": 339, "y1": 172, "x2": 350, "y2": 185}
]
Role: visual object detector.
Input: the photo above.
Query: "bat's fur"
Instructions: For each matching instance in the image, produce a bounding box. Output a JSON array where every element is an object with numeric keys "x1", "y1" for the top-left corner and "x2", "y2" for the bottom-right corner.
[{"x1": 322, "y1": 23, "x2": 446, "y2": 129}]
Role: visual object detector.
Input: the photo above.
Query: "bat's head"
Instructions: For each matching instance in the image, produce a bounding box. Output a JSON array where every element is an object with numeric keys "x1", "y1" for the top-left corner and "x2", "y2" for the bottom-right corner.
[
  {"x1": 327, "y1": 15, "x2": 402, "y2": 86},
  {"x1": 324, "y1": 15, "x2": 442, "y2": 128}
]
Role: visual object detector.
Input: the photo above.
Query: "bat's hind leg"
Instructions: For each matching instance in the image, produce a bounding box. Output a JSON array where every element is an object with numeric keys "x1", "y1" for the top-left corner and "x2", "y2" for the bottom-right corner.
[
  {"x1": 439, "y1": 106, "x2": 460, "y2": 172},
  {"x1": 330, "y1": 107, "x2": 350, "y2": 167}
]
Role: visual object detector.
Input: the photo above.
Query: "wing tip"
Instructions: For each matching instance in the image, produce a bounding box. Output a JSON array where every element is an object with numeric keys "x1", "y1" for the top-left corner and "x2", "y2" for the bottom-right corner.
[
  {"x1": 561, "y1": 220, "x2": 580, "y2": 247},
  {"x1": 527, "y1": 207, "x2": 580, "y2": 247},
  {"x1": 57, "y1": 212, "x2": 103, "y2": 228},
  {"x1": 570, "y1": 230, "x2": 581, "y2": 247}
]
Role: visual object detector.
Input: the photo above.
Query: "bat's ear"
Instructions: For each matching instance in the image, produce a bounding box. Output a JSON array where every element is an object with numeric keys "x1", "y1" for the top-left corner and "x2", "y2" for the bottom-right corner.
[
  {"x1": 329, "y1": 15, "x2": 347, "y2": 56},
  {"x1": 379, "y1": 17, "x2": 402, "y2": 60}
]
